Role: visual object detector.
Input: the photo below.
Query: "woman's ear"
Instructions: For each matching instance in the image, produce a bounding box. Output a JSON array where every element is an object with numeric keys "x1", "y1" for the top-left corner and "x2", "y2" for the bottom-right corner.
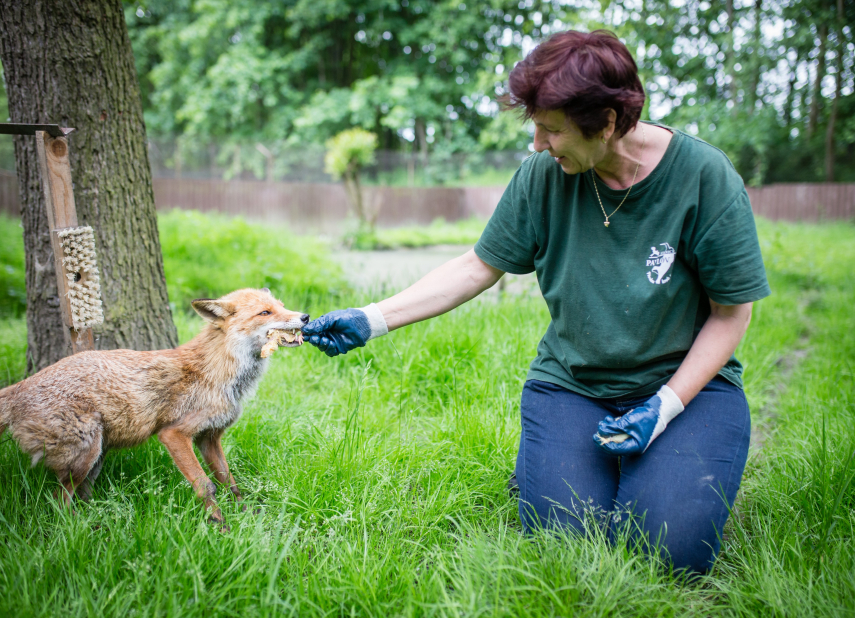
[
  {"x1": 191, "y1": 299, "x2": 236, "y2": 323},
  {"x1": 602, "y1": 108, "x2": 617, "y2": 141}
]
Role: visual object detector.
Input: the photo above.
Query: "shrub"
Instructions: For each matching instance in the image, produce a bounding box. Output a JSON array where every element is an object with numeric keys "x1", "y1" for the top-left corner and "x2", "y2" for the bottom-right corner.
[{"x1": 324, "y1": 128, "x2": 379, "y2": 232}]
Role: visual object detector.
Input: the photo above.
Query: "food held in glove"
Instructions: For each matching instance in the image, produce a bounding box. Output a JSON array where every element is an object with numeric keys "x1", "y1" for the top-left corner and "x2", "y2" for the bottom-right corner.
[
  {"x1": 596, "y1": 432, "x2": 630, "y2": 445},
  {"x1": 260, "y1": 328, "x2": 304, "y2": 358}
]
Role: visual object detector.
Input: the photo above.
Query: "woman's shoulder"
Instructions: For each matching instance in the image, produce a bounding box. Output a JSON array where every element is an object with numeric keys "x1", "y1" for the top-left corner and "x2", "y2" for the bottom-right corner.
[
  {"x1": 514, "y1": 150, "x2": 580, "y2": 191},
  {"x1": 654, "y1": 124, "x2": 746, "y2": 200},
  {"x1": 663, "y1": 126, "x2": 742, "y2": 178},
  {"x1": 519, "y1": 150, "x2": 559, "y2": 176}
]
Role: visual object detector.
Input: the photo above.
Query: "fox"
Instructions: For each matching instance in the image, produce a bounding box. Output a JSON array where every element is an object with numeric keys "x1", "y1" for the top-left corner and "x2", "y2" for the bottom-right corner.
[{"x1": 0, "y1": 288, "x2": 308, "y2": 525}]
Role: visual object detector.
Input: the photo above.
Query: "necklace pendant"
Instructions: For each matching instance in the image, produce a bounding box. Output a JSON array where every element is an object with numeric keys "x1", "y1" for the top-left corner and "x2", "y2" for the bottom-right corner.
[{"x1": 604, "y1": 220, "x2": 610, "y2": 227}]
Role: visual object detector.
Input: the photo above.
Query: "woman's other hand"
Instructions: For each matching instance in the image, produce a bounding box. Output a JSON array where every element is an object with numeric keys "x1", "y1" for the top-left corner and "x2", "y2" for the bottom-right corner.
[{"x1": 593, "y1": 385, "x2": 684, "y2": 455}]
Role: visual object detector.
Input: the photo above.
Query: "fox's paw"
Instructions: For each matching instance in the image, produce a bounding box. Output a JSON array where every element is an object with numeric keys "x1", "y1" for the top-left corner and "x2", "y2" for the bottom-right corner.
[{"x1": 207, "y1": 513, "x2": 231, "y2": 533}]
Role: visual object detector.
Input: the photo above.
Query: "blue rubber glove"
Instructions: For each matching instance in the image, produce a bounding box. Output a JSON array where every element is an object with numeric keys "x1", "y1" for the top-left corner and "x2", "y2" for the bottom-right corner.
[
  {"x1": 593, "y1": 385, "x2": 685, "y2": 456},
  {"x1": 301, "y1": 304, "x2": 388, "y2": 357}
]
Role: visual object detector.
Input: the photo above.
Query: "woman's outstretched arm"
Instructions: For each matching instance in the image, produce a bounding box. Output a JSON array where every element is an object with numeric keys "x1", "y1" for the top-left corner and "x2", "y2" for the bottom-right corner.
[
  {"x1": 377, "y1": 249, "x2": 505, "y2": 331},
  {"x1": 302, "y1": 249, "x2": 505, "y2": 356}
]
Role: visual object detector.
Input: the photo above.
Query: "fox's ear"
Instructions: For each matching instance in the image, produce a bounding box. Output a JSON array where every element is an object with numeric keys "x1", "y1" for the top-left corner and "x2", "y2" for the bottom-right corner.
[
  {"x1": 260, "y1": 287, "x2": 270, "y2": 295},
  {"x1": 191, "y1": 299, "x2": 235, "y2": 323}
]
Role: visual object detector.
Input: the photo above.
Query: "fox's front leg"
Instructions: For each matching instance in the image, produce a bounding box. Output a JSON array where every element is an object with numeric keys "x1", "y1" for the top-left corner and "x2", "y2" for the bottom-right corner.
[
  {"x1": 195, "y1": 429, "x2": 244, "y2": 503},
  {"x1": 158, "y1": 427, "x2": 224, "y2": 524}
]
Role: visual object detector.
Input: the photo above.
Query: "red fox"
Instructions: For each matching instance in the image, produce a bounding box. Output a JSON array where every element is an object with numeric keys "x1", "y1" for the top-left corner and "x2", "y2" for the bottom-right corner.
[{"x1": 0, "y1": 288, "x2": 308, "y2": 524}]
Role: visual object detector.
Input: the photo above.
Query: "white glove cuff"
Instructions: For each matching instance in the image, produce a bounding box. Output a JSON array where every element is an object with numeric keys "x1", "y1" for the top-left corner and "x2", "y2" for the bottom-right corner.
[
  {"x1": 360, "y1": 303, "x2": 389, "y2": 341},
  {"x1": 657, "y1": 385, "x2": 685, "y2": 424},
  {"x1": 646, "y1": 385, "x2": 686, "y2": 451}
]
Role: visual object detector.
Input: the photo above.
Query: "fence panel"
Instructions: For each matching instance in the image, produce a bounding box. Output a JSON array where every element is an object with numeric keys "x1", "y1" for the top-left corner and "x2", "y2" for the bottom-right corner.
[{"x1": 745, "y1": 183, "x2": 855, "y2": 221}]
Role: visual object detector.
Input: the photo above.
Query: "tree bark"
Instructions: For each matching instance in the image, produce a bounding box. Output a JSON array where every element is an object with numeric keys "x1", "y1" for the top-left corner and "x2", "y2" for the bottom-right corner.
[
  {"x1": 783, "y1": 49, "x2": 800, "y2": 128},
  {"x1": 807, "y1": 21, "x2": 828, "y2": 138},
  {"x1": 748, "y1": 0, "x2": 762, "y2": 112},
  {"x1": 0, "y1": 0, "x2": 178, "y2": 373},
  {"x1": 725, "y1": 0, "x2": 737, "y2": 110}
]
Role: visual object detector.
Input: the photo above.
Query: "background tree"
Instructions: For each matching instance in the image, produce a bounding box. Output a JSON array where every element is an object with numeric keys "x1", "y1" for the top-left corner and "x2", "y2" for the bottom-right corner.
[
  {"x1": 123, "y1": 0, "x2": 564, "y2": 157},
  {"x1": 120, "y1": 0, "x2": 853, "y2": 185},
  {"x1": 0, "y1": 0, "x2": 178, "y2": 372},
  {"x1": 609, "y1": 0, "x2": 854, "y2": 184}
]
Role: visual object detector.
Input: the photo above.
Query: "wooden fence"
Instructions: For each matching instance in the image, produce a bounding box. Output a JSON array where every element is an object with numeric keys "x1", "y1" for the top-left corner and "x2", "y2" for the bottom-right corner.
[
  {"x1": 747, "y1": 183, "x2": 855, "y2": 221},
  {"x1": 150, "y1": 178, "x2": 504, "y2": 230},
  {"x1": 0, "y1": 172, "x2": 852, "y2": 227}
]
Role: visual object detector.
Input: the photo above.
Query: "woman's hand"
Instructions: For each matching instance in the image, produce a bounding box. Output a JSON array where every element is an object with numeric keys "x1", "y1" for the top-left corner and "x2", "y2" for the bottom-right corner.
[
  {"x1": 302, "y1": 305, "x2": 387, "y2": 357},
  {"x1": 594, "y1": 385, "x2": 684, "y2": 455},
  {"x1": 594, "y1": 300, "x2": 753, "y2": 455}
]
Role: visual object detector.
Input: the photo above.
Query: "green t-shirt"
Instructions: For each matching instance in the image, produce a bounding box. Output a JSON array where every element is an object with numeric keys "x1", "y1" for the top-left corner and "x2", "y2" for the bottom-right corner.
[{"x1": 474, "y1": 122, "x2": 771, "y2": 399}]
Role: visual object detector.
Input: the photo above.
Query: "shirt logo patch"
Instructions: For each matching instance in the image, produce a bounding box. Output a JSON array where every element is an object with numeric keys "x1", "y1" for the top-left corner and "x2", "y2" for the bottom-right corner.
[{"x1": 646, "y1": 243, "x2": 676, "y2": 284}]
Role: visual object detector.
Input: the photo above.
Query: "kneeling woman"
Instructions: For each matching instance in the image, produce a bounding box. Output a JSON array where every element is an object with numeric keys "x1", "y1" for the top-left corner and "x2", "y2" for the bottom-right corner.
[{"x1": 302, "y1": 29, "x2": 770, "y2": 574}]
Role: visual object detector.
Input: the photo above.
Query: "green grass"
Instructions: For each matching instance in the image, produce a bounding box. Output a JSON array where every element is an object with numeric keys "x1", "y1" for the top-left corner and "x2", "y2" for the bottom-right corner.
[
  {"x1": 0, "y1": 213, "x2": 25, "y2": 317},
  {"x1": 0, "y1": 213, "x2": 853, "y2": 616},
  {"x1": 157, "y1": 209, "x2": 349, "y2": 309},
  {"x1": 354, "y1": 217, "x2": 487, "y2": 250}
]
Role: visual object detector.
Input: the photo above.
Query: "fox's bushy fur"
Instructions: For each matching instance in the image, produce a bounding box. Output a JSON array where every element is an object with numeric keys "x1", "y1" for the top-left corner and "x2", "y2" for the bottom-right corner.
[{"x1": 0, "y1": 288, "x2": 307, "y2": 523}]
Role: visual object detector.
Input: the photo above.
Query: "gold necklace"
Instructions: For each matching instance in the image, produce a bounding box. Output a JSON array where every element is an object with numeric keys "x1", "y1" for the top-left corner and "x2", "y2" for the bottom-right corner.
[{"x1": 591, "y1": 123, "x2": 646, "y2": 228}]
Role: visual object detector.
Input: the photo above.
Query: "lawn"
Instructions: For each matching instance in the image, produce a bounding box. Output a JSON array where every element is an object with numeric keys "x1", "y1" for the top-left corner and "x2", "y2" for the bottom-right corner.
[{"x1": 0, "y1": 213, "x2": 852, "y2": 617}]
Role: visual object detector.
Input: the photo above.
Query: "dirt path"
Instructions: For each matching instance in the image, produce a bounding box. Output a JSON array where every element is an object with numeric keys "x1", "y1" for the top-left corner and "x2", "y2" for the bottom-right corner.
[{"x1": 332, "y1": 246, "x2": 539, "y2": 296}]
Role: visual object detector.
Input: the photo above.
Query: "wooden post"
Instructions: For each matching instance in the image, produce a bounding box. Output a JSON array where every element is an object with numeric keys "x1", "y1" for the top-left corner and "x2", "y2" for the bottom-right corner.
[{"x1": 35, "y1": 130, "x2": 95, "y2": 355}]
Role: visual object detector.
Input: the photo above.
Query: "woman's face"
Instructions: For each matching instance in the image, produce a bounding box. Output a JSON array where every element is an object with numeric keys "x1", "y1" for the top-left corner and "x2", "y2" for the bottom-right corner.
[{"x1": 531, "y1": 109, "x2": 605, "y2": 175}]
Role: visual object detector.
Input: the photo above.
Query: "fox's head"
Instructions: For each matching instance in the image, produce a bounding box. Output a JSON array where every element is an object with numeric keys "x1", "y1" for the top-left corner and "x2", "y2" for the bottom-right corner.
[{"x1": 191, "y1": 288, "x2": 309, "y2": 357}]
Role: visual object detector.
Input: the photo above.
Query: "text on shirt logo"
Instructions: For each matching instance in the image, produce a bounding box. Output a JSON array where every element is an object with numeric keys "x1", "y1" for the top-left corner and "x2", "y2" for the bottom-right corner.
[{"x1": 646, "y1": 243, "x2": 676, "y2": 284}]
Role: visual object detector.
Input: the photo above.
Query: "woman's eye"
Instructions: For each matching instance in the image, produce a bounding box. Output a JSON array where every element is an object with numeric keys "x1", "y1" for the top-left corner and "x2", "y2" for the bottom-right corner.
[{"x1": 259, "y1": 311, "x2": 270, "y2": 316}]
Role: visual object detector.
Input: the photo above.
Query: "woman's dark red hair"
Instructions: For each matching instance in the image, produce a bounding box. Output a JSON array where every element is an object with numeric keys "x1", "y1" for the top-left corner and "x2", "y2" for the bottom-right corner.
[{"x1": 505, "y1": 30, "x2": 645, "y2": 139}]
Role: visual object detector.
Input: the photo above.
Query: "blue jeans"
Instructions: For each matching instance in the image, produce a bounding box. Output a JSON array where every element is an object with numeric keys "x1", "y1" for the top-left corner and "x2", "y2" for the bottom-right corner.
[{"x1": 516, "y1": 378, "x2": 750, "y2": 574}]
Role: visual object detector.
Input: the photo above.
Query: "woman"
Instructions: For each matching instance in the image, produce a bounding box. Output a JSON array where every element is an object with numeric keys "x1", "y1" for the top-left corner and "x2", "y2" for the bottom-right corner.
[{"x1": 302, "y1": 30, "x2": 770, "y2": 574}]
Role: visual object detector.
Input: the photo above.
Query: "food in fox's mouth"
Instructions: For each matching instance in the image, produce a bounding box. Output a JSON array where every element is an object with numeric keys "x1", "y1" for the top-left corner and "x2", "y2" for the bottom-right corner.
[
  {"x1": 596, "y1": 432, "x2": 630, "y2": 445},
  {"x1": 260, "y1": 328, "x2": 303, "y2": 358}
]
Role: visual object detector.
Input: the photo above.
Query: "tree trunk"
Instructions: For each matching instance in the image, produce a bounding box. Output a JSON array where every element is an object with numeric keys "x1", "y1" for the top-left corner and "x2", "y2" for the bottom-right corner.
[
  {"x1": 415, "y1": 118, "x2": 429, "y2": 166},
  {"x1": 807, "y1": 22, "x2": 828, "y2": 138},
  {"x1": 824, "y1": 0, "x2": 844, "y2": 181},
  {"x1": 783, "y1": 49, "x2": 800, "y2": 128},
  {"x1": 748, "y1": 0, "x2": 762, "y2": 112},
  {"x1": 0, "y1": 0, "x2": 178, "y2": 373},
  {"x1": 344, "y1": 165, "x2": 365, "y2": 228},
  {"x1": 725, "y1": 0, "x2": 737, "y2": 110}
]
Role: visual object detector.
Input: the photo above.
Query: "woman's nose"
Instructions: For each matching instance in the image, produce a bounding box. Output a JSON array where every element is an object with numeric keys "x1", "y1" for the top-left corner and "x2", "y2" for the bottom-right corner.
[{"x1": 533, "y1": 127, "x2": 548, "y2": 153}]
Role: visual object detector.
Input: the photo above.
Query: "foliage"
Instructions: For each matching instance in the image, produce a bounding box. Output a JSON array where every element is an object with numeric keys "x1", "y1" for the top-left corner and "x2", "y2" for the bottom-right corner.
[
  {"x1": 0, "y1": 217, "x2": 854, "y2": 615},
  {"x1": 606, "y1": 0, "x2": 855, "y2": 183},
  {"x1": 122, "y1": 0, "x2": 553, "y2": 152},
  {"x1": 324, "y1": 128, "x2": 378, "y2": 180},
  {"x1": 157, "y1": 209, "x2": 348, "y2": 312},
  {"x1": 119, "y1": 0, "x2": 854, "y2": 185}
]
